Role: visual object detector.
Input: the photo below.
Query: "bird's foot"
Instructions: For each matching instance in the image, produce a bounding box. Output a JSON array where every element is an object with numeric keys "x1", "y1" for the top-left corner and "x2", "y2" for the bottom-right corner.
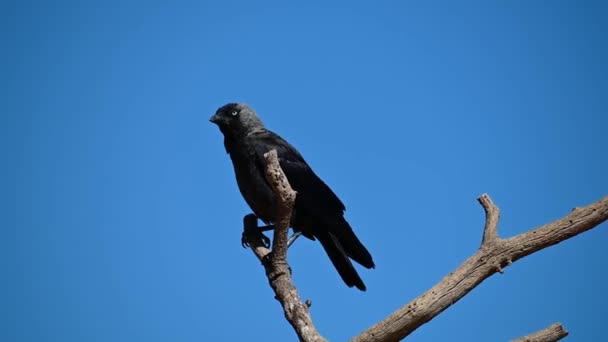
[
  {"x1": 241, "y1": 214, "x2": 272, "y2": 248},
  {"x1": 241, "y1": 230, "x2": 271, "y2": 249}
]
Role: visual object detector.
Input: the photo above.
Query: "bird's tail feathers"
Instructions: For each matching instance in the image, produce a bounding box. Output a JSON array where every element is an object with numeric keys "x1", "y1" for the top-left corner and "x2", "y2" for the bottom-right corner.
[
  {"x1": 316, "y1": 231, "x2": 367, "y2": 291},
  {"x1": 331, "y1": 218, "x2": 375, "y2": 269}
]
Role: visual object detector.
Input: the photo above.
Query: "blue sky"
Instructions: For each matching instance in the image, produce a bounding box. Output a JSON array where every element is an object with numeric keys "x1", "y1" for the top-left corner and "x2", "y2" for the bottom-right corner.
[{"x1": 5, "y1": 1, "x2": 608, "y2": 341}]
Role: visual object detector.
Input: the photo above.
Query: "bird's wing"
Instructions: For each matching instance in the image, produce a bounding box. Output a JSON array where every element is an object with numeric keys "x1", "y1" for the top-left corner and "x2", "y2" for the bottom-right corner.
[
  {"x1": 250, "y1": 129, "x2": 346, "y2": 217},
  {"x1": 251, "y1": 129, "x2": 375, "y2": 273}
]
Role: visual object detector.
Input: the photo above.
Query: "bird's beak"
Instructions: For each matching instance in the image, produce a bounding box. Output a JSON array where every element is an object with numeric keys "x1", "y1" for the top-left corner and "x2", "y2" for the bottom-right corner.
[{"x1": 209, "y1": 114, "x2": 221, "y2": 125}]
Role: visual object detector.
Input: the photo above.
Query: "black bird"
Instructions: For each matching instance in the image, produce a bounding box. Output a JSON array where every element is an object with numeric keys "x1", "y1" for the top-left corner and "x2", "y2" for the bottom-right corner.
[{"x1": 210, "y1": 103, "x2": 374, "y2": 291}]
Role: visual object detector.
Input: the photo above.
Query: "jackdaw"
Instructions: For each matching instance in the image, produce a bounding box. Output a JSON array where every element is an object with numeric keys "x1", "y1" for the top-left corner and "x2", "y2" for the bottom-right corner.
[{"x1": 210, "y1": 103, "x2": 375, "y2": 291}]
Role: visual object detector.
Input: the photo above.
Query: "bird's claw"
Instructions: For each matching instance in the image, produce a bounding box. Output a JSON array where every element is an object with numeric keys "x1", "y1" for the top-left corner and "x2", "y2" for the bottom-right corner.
[
  {"x1": 260, "y1": 233, "x2": 271, "y2": 248},
  {"x1": 241, "y1": 232, "x2": 250, "y2": 248},
  {"x1": 241, "y1": 229, "x2": 271, "y2": 248},
  {"x1": 242, "y1": 213, "x2": 271, "y2": 248}
]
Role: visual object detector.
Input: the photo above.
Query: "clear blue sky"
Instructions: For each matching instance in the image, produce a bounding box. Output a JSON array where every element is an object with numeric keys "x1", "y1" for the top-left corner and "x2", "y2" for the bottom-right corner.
[{"x1": 5, "y1": 1, "x2": 608, "y2": 341}]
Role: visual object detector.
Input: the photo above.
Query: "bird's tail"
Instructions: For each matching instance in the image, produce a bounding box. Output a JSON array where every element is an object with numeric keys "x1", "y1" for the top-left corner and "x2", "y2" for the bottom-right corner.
[
  {"x1": 315, "y1": 219, "x2": 374, "y2": 291},
  {"x1": 332, "y1": 217, "x2": 375, "y2": 270},
  {"x1": 316, "y1": 231, "x2": 367, "y2": 291}
]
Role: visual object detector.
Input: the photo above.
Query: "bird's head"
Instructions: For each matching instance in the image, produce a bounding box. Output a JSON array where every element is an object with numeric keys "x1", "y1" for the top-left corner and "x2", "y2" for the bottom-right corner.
[{"x1": 210, "y1": 103, "x2": 264, "y2": 137}]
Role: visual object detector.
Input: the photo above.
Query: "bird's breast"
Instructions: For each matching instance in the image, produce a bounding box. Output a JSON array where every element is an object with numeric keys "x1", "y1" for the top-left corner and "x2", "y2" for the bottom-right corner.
[{"x1": 229, "y1": 149, "x2": 276, "y2": 223}]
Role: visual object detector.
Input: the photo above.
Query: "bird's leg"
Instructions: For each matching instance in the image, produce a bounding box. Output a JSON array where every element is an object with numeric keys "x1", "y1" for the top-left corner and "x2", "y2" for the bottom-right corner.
[
  {"x1": 257, "y1": 224, "x2": 276, "y2": 232},
  {"x1": 287, "y1": 231, "x2": 302, "y2": 248},
  {"x1": 241, "y1": 214, "x2": 272, "y2": 248}
]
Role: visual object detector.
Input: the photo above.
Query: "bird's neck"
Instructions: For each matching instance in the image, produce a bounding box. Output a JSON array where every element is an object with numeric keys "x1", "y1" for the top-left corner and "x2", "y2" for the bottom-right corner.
[
  {"x1": 222, "y1": 130, "x2": 249, "y2": 154},
  {"x1": 222, "y1": 127, "x2": 265, "y2": 154}
]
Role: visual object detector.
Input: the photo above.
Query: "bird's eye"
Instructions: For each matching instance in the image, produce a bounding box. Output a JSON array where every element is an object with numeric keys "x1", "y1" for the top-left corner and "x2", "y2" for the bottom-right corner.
[{"x1": 231, "y1": 110, "x2": 238, "y2": 116}]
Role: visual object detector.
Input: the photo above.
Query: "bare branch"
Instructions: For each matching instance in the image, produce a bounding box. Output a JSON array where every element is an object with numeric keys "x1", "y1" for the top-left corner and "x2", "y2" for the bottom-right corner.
[
  {"x1": 243, "y1": 149, "x2": 327, "y2": 342},
  {"x1": 512, "y1": 323, "x2": 569, "y2": 342},
  {"x1": 479, "y1": 193, "x2": 500, "y2": 246},
  {"x1": 351, "y1": 195, "x2": 608, "y2": 342}
]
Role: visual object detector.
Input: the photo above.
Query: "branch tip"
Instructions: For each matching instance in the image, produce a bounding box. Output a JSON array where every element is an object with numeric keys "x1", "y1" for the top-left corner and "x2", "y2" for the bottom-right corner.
[
  {"x1": 263, "y1": 149, "x2": 296, "y2": 261},
  {"x1": 478, "y1": 193, "x2": 501, "y2": 246},
  {"x1": 512, "y1": 322, "x2": 568, "y2": 342}
]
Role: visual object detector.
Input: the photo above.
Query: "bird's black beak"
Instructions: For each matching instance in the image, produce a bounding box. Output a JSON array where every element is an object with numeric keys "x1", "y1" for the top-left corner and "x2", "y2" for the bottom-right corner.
[{"x1": 209, "y1": 113, "x2": 221, "y2": 125}]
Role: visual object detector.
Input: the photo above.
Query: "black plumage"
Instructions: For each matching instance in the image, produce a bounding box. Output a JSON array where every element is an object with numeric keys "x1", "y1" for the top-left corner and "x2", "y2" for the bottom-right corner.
[{"x1": 210, "y1": 103, "x2": 374, "y2": 290}]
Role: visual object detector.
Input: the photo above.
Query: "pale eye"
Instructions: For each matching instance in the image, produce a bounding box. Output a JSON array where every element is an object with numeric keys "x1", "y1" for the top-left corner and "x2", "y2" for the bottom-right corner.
[{"x1": 231, "y1": 110, "x2": 238, "y2": 116}]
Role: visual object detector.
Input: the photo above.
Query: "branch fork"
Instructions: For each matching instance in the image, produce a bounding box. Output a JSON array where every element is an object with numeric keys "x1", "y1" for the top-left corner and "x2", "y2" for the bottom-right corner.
[{"x1": 350, "y1": 194, "x2": 608, "y2": 342}]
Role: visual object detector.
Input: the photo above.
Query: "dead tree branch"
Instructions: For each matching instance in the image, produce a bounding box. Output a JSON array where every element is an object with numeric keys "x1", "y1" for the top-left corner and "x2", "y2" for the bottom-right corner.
[
  {"x1": 512, "y1": 323, "x2": 569, "y2": 342},
  {"x1": 242, "y1": 149, "x2": 327, "y2": 342},
  {"x1": 479, "y1": 193, "x2": 500, "y2": 245},
  {"x1": 351, "y1": 194, "x2": 608, "y2": 342}
]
